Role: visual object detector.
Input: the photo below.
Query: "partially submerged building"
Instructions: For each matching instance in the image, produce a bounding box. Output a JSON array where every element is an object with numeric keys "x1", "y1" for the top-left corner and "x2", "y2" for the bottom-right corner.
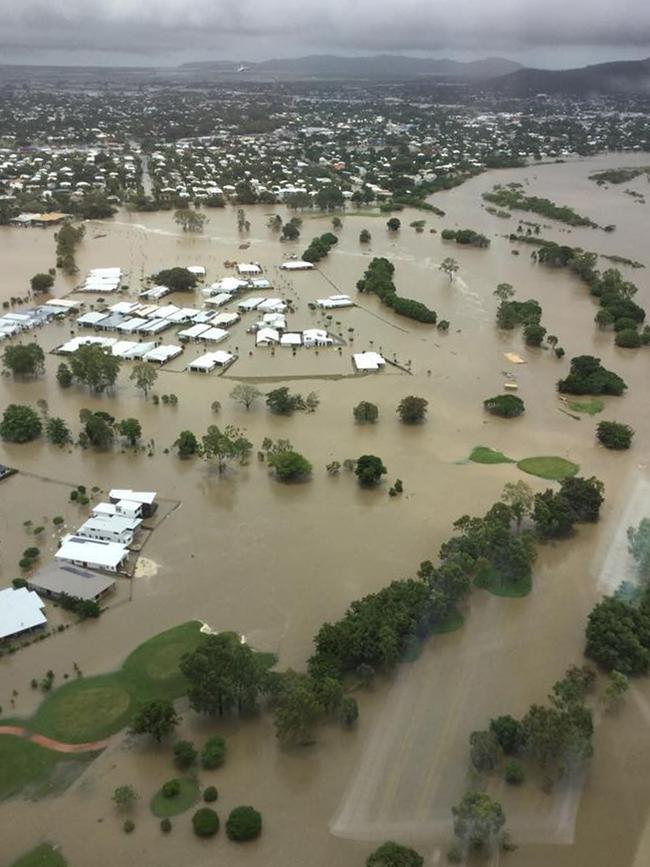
[{"x1": 0, "y1": 587, "x2": 47, "y2": 641}]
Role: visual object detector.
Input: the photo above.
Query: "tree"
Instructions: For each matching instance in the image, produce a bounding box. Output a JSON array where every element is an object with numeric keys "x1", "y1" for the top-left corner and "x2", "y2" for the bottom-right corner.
[
  {"x1": 118, "y1": 417, "x2": 142, "y2": 446},
  {"x1": 173, "y1": 739, "x2": 198, "y2": 768},
  {"x1": 82, "y1": 411, "x2": 114, "y2": 449},
  {"x1": 483, "y1": 394, "x2": 525, "y2": 417},
  {"x1": 396, "y1": 396, "x2": 428, "y2": 424},
  {"x1": 202, "y1": 425, "x2": 252, "y2": 472},
  {"x1": 69, "y1": 344, "x2": 120, "y2": 392},
  {"x1": 353, "y1": 401, "x2": 379, "y2": 424},
  {"x1": 501, "y1": 481, "x2": 533, "y2": 527},
  {"x1": 603, "y1": 670, "x2": 629, "y2": 710},
  {"x1": 0, "y1": 404, "x2": 42, "y2": 442},
  {"x1": 628, "y1": 518, "x2": 650, "y2": 575},
  {"x1": 226, "y1": 806, "x2": 262, "y2": 842},
  {"x1": 360, "y1": 229, "x2": 371, "y2": 243},
  {"x1": 192, "y1": 808, "x2": 220, "y2": 837},
  {"x1": 266, "y1": 387, "x2": 303, "y2": 414},
  {"x1": 355, "y1": 454, "x2": 387, "y2": 486},
  {"x1": 175, "y1": 430, "x2": 200, "y2": 457},
  {"x1": 3, "y1": 343, "x2": 45, "y2": 377},
  {"x1": 129, "y1": 700, "x2": 180, "y2": 742},
  {"x1": 524, "y1": 322, "x2": 547, "y2": 346},
  {"x1": 230, "y1": 383, "x2": 262, "y2": 410},
  {"x1": 366, "y1": 841, "x2": 423, "y2": 867},
  {"x1": 273, "y1": 671, "x2": 324, "y2": 745},
  {"x1": 180, "y1": 632, "x2": 267, "y2": 716},
  {"x1": 596, "y1": 309, "x2": 615, "y2": 329},
  {"x1": 597, "y1": 420, "x2": 634, "y2": 450},
  {"x1": 586, "y1": 597, "x2": 650, "y2": 674},
  {"x1": 30, "y1": 272, "x2": 54, "y2": 293},
  {"x1": 558, "y1": 355, "x2": 626, "y2": 396},
  {"x1": 57, "y1": 362, "x2": 73, "y2": 388},
  {"x1": 281, "y1": 222, "x2": 300, "y2": 241},
  {"x1": 268, "y1": 448, "x2": 312, "y2": 482},
  {"x1": 201, "y1": 735, "x2": 226, "y2": 769},
  {"x1": 532, "y1": 490, "x2": 575, "y2": 539},
  {"x1": 153, "y1": 267, "x2": 198, "y2": 292},
  {"x1": 386, "y1": 217, "x2": 401, "y2": 231},
  {"x1": 129, "y1": 361, "x2": 157, "y2": 398},
  {"x1": 451, "y1": 790, "x2": 506, "y2": 854},
  {"x1": 559, "y1": 476, "x2": 604, "y2": 523},
  {"x1": 616, "y1": 328, "x2": 641, "y2": 348},
  {"x1": 489, "y1": 715, "x2": 523, "y2": 755},
  {"x1": 46, "y1": 416, "x2": 71, "y2": 445},
  {"x1": 338, "y1": 696, "x2": 359, "y2": 727},
  {"x1": 174, "y1": 208, "x2": 207, "y2": 233},
  {"x1": 494, "y1": 282, "x2": 515, "y2": 301},
  {"x1": 439, "y1": 257, "x2": 459, "y2": 281},
  {"x1": 469, "y1": 729, "x2": 502, "y2": 773},
  {"x1": 112, "y1": 785, "x2": 138, "y2": 809}
]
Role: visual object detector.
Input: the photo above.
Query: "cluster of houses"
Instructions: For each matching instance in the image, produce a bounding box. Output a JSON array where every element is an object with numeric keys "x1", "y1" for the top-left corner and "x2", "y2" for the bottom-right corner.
[
  {"x1": 0, "y1": 490, "x2": 157, "y2": 643},
  {"x1": 0, "y1": 300, "x2": 75, "y2": 342}
]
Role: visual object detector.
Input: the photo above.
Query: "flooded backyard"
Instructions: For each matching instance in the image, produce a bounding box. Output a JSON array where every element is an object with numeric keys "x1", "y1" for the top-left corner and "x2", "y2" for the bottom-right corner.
[{"x1": 2, "y1": 153, "x2": 650, "y2": 866}]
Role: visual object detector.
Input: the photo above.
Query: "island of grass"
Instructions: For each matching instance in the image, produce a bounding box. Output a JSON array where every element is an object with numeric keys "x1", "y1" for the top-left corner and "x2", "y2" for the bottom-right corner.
[
  {"x1": 517, "y1": 456, "x2": 579, "y2": 481},
  {"x1": 475, "y1": 566, "x2": 531, "y2": 598},
  {"x1": 483, "y1": 185, "x2": 597, "y2": 227},
  {"x1": 10, "y1": 843, "x2": 67, "y2": 867},
  {"x1": 468, "y1": 446, "x2": 515, "y2": 464},
  {"x1": 568, "y1": 398, "x2": 604, "y2": 415},
  {"x1": 150, "y1": 777, "x2": 200, "y2": 818},
  {"x1": 0, "y1": 735, "x2": 98, "y2": 801}
]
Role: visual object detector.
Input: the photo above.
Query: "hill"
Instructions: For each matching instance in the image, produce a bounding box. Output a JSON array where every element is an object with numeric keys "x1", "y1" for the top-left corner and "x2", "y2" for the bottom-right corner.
[{"x1": 492, "y1": 57, "x2": 650, "y2": 95}]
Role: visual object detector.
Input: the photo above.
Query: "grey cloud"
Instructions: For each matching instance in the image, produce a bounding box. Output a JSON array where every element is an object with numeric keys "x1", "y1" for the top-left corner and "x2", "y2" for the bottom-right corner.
[{"x1": 0, "y1": 0, "x2": 649, "y2": 64}]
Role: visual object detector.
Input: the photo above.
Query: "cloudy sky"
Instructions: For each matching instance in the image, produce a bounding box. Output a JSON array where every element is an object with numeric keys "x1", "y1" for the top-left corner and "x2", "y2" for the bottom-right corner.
[{"x1": 1, "y1": 0, "x2": 649, "y2": 67}]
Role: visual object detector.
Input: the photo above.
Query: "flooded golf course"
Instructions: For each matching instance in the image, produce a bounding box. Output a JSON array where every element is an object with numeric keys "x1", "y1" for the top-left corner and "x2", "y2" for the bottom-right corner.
[{"x1": 2, "y1": 152, "x2": 650, "y2": 866}]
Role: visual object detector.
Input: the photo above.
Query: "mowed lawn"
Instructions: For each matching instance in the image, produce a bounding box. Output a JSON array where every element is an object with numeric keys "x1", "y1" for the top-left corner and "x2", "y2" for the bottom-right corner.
[
  {"x1": 0, "y1": 736, "x2": 96, "y2": 801},
  {"x1": 517, "y1": 456, "x2": 579, "y2": 481},
  {"x1": 10, "y1": 843, "x2": 68, "y2": 867},
  {"x1": 7, "y1": 621, "x2": 205, "y2": 746}
]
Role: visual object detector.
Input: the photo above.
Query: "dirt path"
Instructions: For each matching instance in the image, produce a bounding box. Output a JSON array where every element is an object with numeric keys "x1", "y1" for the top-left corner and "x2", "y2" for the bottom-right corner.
[{"x1": 0, "y1": 725, "x2": 108, "y2": 753}]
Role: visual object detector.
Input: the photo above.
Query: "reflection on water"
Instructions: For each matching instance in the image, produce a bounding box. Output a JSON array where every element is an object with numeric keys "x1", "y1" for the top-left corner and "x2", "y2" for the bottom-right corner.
[{"x1": 2, "y1": 153, "x2": 650, "y2": 866}]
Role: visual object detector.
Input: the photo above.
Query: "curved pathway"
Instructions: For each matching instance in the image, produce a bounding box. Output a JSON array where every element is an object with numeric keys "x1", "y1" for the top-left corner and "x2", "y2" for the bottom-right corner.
[{"x1": 0, "y1": 724, "x2": 109, "y2": 753}]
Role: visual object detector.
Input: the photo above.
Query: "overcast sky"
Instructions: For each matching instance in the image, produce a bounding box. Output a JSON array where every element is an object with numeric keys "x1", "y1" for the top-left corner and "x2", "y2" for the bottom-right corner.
[{"x1": 1, "y1": 0, "x2": 649, "y2": 67}]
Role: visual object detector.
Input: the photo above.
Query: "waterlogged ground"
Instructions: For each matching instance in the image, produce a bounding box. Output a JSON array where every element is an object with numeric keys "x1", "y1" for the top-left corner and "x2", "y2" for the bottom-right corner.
[{"x1": 2, "y1": 153, "x2": 650, "y2": 866}]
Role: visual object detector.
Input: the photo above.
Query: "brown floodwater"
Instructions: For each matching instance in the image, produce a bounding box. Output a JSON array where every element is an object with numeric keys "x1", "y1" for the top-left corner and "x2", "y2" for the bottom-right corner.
[{"x1": 2, "y1": 152, "x2": 650, "y2": 867}]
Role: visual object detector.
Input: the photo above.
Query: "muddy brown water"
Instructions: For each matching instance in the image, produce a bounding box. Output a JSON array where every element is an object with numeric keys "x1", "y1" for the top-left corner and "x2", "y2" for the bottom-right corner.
[{"x1": 2, "y1": 153, "x2": 650, "y2": 866}]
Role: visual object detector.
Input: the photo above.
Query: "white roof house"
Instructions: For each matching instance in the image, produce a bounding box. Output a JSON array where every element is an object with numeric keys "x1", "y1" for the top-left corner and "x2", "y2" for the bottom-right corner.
[
  {"x1": 353, "y1": 351, "x2": 386, "y2": 371},
  {"x1": 303, "y1": 328, "x2": 333, "y2": 347},
  {"x1": 211, "y1": 312, "x2": 240, "y2": 327},
  {"x1": 186, "y1": 265, "x2": 206, "y2": 276},
  {"x1": 76, "y1": 514, "x2": 141, "y2": 546},
  {"x1": 201, "y1": 327, "x2": 229, "y2": 344},
  {"x1": 77, "y1": 311, "x2": 110, "y2": 327},
  {"x1": 143, "y1": 345, "x2": 183, "y2": 364},
  {"x1": 188, "y1": 351, "x2": 235, "y2": 372},
  {"x1": 237, "y1": 263, "x2": 262, "y2": 275},
  {"x1": 257, "y1": 298, "x2": 286, "y2": 314},
  {"x1": 56, "y1": 535, "x2": 128, "y2": 573},
  {"x1": 280, "y1": 260, "x2": 314, "y2": 271},
  {"x1": 256, "y1": 327, "x2": 280, "y2": 346},
  {"x1": 109, "y1": 489, "x2": 157, "y2": 507},
  {"x1": 178, "y1": 323, "x2": 211, "y2": 340},
  {"x1": 0, "y1": 587, "x2": 47, "y2": 640},
  {"x1": 317, "y1": 295, "x2": 354, "y2": 309},
  {"x1": 205, "y1": 293, "x2": 233, "y2": 308},
  {"x1": 280, "y1": 332, "x2": 302, "y2": 347},
  {"x1": 238, "y1": 297, "x2": 266, "y2": 312}
]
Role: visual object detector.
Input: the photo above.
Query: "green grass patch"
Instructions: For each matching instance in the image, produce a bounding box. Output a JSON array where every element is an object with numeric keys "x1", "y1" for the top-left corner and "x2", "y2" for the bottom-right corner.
[
  {"x1": 150, "y1": 777, "x2": 199, "y2": 818},
  {"x1": 11, "y1": 621, "x2": 205, "y2": 745},
  {"x1": 10, "y1": 843, "x2": 68, "y2": 867},
  {"x1": 469, "y1": 446, "x2": 515, "y2": 464},
  {"x1": 567, "y1": 398, "x2": 604, "y2": 415},
  {"x1": 432, "y1": 608, "x2": 464, "y2": 634},
  {"x1": 517, "y1": 456, "x2": 579, "y2": 481},
  {"x1": 0, "y1": 736, "x2": 96, "y2": 802},
  {"x1": 475, "y1": 568, "x2": 532, "y2": 598}
]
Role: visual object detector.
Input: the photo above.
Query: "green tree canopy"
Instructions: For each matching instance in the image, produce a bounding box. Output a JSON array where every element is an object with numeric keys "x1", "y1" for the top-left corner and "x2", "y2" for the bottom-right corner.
[
  {"x1": 129, "y1": 700, "x2": 180, "y2": 742},
  {"x1": 0, "y1": 404, "x2": 42, "y2": 442},
  {"x1": 3, "y1": 342, "x2": 45, "y2": 377}
]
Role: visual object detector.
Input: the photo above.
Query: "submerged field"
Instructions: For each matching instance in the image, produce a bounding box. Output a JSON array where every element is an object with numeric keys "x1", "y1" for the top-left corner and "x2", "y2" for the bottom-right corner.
[{"x1": 2, "y1": 153, "x2": 650, "y2": 867}]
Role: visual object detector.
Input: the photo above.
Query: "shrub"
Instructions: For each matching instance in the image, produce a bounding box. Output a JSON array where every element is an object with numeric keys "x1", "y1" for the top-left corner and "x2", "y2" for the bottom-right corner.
[
  {"x1": 483, "y1": 394, "x2": 525, "y2": 418},
  {"x1": 355, "y1": 454, "x2": 387, "y2": 486},
  {"x1": 353, "y1": 401, "x2": 379, "y2": 424},
  {"x1": 203, "y1": 786, "x2": 218, "y2": 803},
  {"x1": 160, "y1": 818, "x2": 172, "y2": 833},
  {"x1": 615, "y1": 328, "x2": 641, "y2": 348},
  {"x1": 123, "y1": 820, "x2": 135, "y2": 833},
  {"x1": 597, "y1": 421, "x2": 634, "y2": 450},
  {"x1": 504, "y1": 759, "x2": 525, "y2": 784},
  {"x1": 173, "y1": 739, "x2": 197, "y2": 769},
  {"x1": 225, "y1": 806, "x2": 262, "y2": 842},
  {"x1": 201, "y1": 735, "x2": 226, "y2": 769},
  {"x1": 397, "y1": 396, "x2": 428, "y2": 424},
  {"x1": 192, "y1": 807, "x2": 220, "y2": 837},
  {"x1": 558, "y1": 355, "x2": 626, "y2": 396},
  {"x1": 162, "y1": 779, "x2": 181, "y2": 798}
]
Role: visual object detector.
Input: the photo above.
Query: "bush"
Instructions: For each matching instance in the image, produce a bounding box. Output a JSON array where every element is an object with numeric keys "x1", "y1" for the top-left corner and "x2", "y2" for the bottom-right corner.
[
  {"x1": 355, "y1": 454, "x2": 387, "y2": 486},
  {"x1": 353, "y1": 401, "x2": 379, "y2": 424},
  {"x1": 173, "y1": 739, "x2": 197, "y2": 769},
  {"x1": 615, "y1": 328, "x2": 641, "y2": 348},
  {"x1": 201, "y1": 735, "x2": 226, "y2": 769},
  {"x1": 397, "y1": 396, "x2": 428, "y2": 424},
  {"x1": 483, "y1": 394, "x2": 525, "y2": 418},
  {"x1": 192, "y1": 807, "x2": 220, "y2": 837},
  {"x1": 203, "y1": 786, "x2": 218, "y2": 803},
  {"x1": 162, "y1": 779, "x2": 181, "y2": 798},
  {"x1": 123, "y1": 820, "x2": 135, "y2": 833},
  {"x1": 504, "y1": 758, "x2": 525, "y2": 784},
  {"x1": 597, "y1": 421, "x2": 634, "y2": 450},
  {"x1": 558, "y1": 355, "x2": 626, "y2": 396},
  {"x1": 226, "y1": 806, "x2": 262, "y2": 842},
  {"x1": 160, "y1": 818, "x2": 172, "y2": 833}
]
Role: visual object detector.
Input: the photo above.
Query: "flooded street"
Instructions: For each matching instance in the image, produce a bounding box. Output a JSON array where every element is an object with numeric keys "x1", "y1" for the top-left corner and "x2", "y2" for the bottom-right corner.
[{"x1": 2, "y1": 153, "x2": 650, "y2": 866}]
